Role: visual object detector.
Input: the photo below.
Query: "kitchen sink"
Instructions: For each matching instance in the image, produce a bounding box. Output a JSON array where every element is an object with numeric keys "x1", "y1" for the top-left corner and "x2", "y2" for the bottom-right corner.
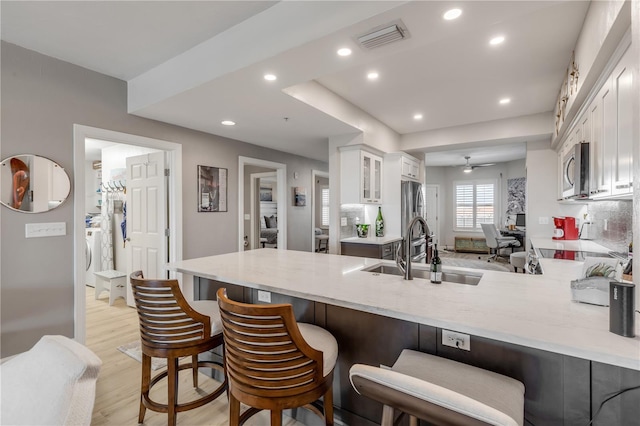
[{"x1": 363, "y1": 264, "x2": 482, "y2": 285}]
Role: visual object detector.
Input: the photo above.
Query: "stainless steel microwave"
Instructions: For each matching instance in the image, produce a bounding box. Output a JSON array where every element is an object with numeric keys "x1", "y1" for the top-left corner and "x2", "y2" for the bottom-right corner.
[{"x1": 562, "y1": 142, "x2": 590, "y2": 199}]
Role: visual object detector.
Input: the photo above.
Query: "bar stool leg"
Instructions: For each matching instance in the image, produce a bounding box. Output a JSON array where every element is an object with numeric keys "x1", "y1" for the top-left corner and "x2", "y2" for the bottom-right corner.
[
  {"x1": 381, "y1": 405, "x2": 394, "y2": 426},
  {"x1": 229, "y1": 394, "x2": 241, "y2": 426},
  {"x1": 139, "y1": 354, "x2": 151, "y2": 423},
  {"x1": 192, "y1": 354, "x2": 199, "y2": 387},
  {"x1": 270, "y1": 409, "x2": 282, "y2": 426},
  {"x1": 324, "y1": 386, "x2": 334, "y2": 425}
]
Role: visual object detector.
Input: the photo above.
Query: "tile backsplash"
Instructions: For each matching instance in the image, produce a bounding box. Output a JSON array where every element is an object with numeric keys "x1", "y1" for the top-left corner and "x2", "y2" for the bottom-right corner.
[
  {"x1": 340, "y1": 205, "x2": 365, "y2": 239},
  {"x1": 584, "y1": 200, "x2": 632, "y2": 253}
]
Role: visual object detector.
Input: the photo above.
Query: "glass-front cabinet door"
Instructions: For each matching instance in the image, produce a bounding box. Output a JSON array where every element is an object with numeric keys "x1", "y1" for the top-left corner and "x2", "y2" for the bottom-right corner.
[
  {"x1": 362, "y1": 153, "x2": 371, "y2": 200},
  {"x1": 360, "y1": 151, "x2": 382, "y2": 203},
  {"x1": 373, "y1": 156, "x2": 382, "y2": 200}
]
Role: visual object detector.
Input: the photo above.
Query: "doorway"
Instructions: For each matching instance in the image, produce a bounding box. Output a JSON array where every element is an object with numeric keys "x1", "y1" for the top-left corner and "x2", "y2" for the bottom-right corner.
[
  {"x1": 249, "y1": 171, "x2": 278, "y2": 250},
  {"x1": 73, "y1": 125, "x2": 183, "y2": 344},
  {"x1": 238, "y1": 157, "x2": 287, "y2": 251},
  {"x1": 311, "y1": 170, "x2": 330, "y2": 253}
]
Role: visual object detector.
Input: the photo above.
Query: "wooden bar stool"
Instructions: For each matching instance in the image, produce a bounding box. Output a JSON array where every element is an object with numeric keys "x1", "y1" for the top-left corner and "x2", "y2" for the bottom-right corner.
[
  {"x1": 217, "y1": 287, "x2": 337, "y2": 426},
  {"x1": 350, "y1": 349, "x2": 525, "y2": 426},
  {"x1": 129, "y1": 271, "x2": 227, "y2": 426}
]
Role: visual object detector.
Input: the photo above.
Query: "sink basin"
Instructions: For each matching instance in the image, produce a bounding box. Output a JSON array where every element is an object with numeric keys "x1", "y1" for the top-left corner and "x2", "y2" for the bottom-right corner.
[{"x1": 363, "y1": 264, "x2": 482, "y2": 285}]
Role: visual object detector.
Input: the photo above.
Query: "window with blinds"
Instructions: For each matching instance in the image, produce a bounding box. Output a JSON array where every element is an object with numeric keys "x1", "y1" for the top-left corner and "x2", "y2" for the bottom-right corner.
[
  {"x1": 454, "y1": 180, "x2": 496, "y2": 230},
  {"x1": 321, "y1": 187, "x2": 330, "y2": 226}
]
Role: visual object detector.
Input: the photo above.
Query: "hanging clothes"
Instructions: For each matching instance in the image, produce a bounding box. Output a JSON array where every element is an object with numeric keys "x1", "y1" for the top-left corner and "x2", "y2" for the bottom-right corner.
[{"x1": 121, "y1": 202, "x2": 127, "y2": 248}]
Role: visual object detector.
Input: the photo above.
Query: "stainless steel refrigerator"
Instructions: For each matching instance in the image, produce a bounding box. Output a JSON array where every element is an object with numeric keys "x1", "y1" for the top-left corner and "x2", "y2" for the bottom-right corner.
[{"x1": 401, "y1": 181, "x2": 429, "y2": 263}]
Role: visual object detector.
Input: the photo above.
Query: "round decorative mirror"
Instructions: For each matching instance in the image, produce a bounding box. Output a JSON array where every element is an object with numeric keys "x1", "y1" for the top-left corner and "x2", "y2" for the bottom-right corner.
[{"x1": 1, "y1": 154, "x2": 71, "y2": 213}]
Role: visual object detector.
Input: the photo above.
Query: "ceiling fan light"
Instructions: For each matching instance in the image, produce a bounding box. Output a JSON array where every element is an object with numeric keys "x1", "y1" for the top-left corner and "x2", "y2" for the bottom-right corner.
[{"x1": 463, "y1": 166, "x2": 473, "y2": 173}]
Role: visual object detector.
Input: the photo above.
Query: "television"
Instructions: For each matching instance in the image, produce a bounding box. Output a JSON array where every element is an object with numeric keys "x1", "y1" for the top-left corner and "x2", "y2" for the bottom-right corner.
[{"x1": 515, "y1": 213, "x2": 526, "y2": 228}]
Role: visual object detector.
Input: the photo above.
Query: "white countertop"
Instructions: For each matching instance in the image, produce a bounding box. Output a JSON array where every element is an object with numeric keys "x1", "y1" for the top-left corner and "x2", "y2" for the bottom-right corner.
[
  {"x1": 167, "y1": 249, "x2": 639, "y2": 371},
  {"x1": 530, "y1": 237, "x2": 611, "y2": 253},
  {"x1": 341, "y1": 235, "x2": 403, "y2": 245}
]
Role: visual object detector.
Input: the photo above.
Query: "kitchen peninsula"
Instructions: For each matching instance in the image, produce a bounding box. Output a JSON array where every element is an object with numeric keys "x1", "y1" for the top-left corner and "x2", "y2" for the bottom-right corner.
[{"x1": 167, "y1": 249, "x2": 639, "y2": 425}]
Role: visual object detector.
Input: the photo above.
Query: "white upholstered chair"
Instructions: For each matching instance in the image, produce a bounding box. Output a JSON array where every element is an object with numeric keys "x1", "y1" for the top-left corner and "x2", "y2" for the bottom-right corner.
[
  {"x1": 0, "y1": 335, "x2": 102, "y2": 425},
  {"x1": 481, "y1": 223, "x2": 521, "y2": 261},
  {"x1": 350, "y1": 349, "x2": 525, "y2": 426}
]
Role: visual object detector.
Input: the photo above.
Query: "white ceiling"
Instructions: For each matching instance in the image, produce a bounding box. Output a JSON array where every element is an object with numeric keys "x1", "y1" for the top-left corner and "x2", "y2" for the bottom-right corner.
[{"x1": 1, "y1": 1, "x2": 590, "y2": 164}]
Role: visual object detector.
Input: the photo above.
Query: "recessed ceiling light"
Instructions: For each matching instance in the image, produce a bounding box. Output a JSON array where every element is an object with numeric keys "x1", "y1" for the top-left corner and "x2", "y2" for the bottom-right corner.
[
  {"x1": 489, "y1": 36, "x2": 505, "y2": 45},
  {"x1": 264, "y1": 74, "x2": 277, "y2": 81},
  {"x1": 413, "y1": 113, "x2": 423, "y2": 120},
  {"x1": 337, "y1": 48, "x2": 352, "y2": 57},
  {"x1": 443, "y1": 8, "x2": 462, "y2": 20},
  {"x1": 499, "y1": 98, "x2": 511, "y2": 105},
  {"x1": 221, "y1": 120, "x2": 236, "y2": 126},
  {"x1": 367, "y1": 72, "x2": 379, "y2": 80}
]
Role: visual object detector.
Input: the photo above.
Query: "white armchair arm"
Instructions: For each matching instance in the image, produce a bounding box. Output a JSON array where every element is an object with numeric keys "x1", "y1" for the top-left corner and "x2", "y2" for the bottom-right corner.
[{"x1": 0, "y1": 335, "x2": 102, "y2": 425}]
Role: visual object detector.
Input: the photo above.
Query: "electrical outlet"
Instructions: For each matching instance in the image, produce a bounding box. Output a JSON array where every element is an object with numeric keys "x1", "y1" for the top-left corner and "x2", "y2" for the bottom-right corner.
[
  {"x1": 442, "y1": 329, "x2": 471, "y2": 351},
  {"x1": 341, "y1": 217, "x2": 347, "y2": 226},
  {"x1": 257, "y1": 290, "x2": 271, "y2": 303},
  {"x1": 604, "y1": 219, "x2": 608, "y2": 231}
]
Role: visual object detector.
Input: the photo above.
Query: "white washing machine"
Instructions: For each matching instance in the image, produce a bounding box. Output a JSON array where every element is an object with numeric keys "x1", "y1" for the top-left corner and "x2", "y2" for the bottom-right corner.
[{"x1": 85, "y1": 228, "x2": 102, "y2": 287}]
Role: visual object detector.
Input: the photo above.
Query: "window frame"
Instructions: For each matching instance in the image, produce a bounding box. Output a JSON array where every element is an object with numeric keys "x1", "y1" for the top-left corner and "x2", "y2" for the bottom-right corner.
[
  {"x1": 321, "y1": 186, "x2": 330, "y2": 227},
  {"x1": 453, "y1": 179, "x2": 498, "y2": 232}
]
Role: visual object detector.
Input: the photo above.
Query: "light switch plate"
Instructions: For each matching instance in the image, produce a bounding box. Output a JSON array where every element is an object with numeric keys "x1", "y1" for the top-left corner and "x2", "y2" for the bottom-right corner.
[
  {"x1": 244, "y1": 214, "x2": 251, "y2": 220},
  {"x1": 539, "y1": 216, "x2": 549, "y2": 225},
  {"x1": 25, "y1": 222, "x2": 66, "y2": 238},
  {"x1": 341, "y1": 217, "x2": 347, "y2": 226}
]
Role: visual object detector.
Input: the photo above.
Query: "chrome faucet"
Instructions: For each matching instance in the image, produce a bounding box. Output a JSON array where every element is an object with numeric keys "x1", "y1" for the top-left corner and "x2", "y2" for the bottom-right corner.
[{"x1": 396, "y1": 216, "x2": 429, "y2": 280}]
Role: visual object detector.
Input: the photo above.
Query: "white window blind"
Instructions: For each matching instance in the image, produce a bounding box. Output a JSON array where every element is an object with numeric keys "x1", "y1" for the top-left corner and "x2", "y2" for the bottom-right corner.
[
  {"x1": 454, "y1": 180, "x2": 496, "y2": 230},
  {"x1": 321, "y1": 187, "x2": 330, "y2": 226}
]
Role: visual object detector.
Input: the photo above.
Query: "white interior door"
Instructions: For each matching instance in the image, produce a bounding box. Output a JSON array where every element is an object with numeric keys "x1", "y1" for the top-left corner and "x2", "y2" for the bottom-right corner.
[
  {"x1": 425, "y1": 184, "x2": 439, "y2": 245},
  {"x1": 126, "y1": 151, "x2": 167, "y2": 306}
]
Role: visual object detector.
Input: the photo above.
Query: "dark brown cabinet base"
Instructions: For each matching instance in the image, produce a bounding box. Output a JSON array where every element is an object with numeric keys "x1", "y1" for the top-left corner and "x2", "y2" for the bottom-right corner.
[{"x1": 195, "y1": 278, "x2": 640, "y2": 426}]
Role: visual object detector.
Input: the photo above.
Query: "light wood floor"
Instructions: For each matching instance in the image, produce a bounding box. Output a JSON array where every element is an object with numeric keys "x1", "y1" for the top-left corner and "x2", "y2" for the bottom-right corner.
[{"x1": 86, "y1": 286, "x2": 303, "y2": 425}]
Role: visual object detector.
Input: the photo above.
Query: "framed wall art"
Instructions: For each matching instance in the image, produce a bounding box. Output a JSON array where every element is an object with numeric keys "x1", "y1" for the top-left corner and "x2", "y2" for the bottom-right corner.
[
  {"x1": 294, "y1": 186, "x2": 306, "y2": 207},
  {"x1": 198, "y1": 165, "x2": 227, "y2": 212}
]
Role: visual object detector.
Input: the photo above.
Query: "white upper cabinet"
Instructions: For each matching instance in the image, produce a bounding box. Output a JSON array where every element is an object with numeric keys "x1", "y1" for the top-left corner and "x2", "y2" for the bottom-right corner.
[
  {"x1": 588, "y1": 45, "x2": 633, "y2": 199},
  {"x1": 401, "y1": 156, "x2": 420, "y2": 180},
  {"x1": 611, "y1": 48, "x2": 633, "y2": 196},
  {"x1": 560, "y1": 43, "x2": 633, "y2": 200},
  {"x1": 340, "y1": 146, "x2": 383, "y2": 204}
]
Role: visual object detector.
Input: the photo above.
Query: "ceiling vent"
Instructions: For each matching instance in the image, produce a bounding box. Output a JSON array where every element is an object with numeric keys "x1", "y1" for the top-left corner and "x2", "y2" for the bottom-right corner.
[{"x1": 357, "y1": 20, "x2": 409, "y2": 50}]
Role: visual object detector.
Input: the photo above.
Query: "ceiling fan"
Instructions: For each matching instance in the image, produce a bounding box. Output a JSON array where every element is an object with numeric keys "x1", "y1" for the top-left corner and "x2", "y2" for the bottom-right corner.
[{"x1": 462, "y1": 156, "x2": 495, "y2": 173}]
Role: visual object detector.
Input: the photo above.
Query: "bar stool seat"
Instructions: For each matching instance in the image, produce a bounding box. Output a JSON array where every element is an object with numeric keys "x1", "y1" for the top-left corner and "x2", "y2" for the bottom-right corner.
[
  {"x1": 350, "y1": 349, "x2": 524, "y2": 426},
  {"x1": 510, "y1": 251, "x2": 527, "y2": 273}
]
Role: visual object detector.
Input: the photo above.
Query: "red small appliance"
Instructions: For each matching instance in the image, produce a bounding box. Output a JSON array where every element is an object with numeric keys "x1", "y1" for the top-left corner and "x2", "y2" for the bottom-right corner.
[{"x1": 553, "y1": 216, "x2": 578, "y2": 240}]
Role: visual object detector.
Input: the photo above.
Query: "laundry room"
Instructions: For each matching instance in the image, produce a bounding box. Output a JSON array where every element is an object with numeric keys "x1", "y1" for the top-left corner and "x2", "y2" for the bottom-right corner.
[{"x1": 84, "y1": 139, "x2": 160, "y2": 305}]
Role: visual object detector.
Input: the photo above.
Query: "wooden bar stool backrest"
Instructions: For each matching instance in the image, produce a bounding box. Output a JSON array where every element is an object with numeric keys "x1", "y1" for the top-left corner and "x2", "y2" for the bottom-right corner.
[
  {"x1": 130, "y1": 270, "x2": 212, "y2": 357},
  {"x1": 216, "y1": 288, "x2": 325, "y2": 404}
]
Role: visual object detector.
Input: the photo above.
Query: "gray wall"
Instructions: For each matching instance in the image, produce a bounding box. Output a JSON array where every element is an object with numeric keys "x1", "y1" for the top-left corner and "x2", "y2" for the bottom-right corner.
[{"x1": 0, "y1": 42, "x2": 327, "y2": 356}]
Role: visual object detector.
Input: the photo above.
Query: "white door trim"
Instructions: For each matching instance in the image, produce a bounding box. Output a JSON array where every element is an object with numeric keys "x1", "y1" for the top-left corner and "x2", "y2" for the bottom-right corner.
[
  {"x1": 73, "y1": 124, "x2": 182, "y2": 344},
  {"x1": 311, "y1": 170, "x2": 330, "y2": 252},
  {"x1": 250, "y1": 171, "x2": 276, "y2": 249},
  {"x1": 238, "y1": 157, "x2": 287, "y2": 252}
]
